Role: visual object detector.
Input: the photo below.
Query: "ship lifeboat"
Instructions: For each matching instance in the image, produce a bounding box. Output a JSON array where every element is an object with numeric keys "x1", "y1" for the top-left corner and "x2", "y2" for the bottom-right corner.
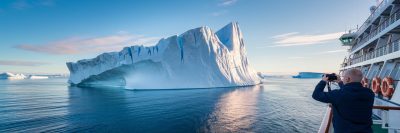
[
  {"x1": 361, "y1": 77, "x2": 369, "y2": 88},
  {"x1": 381, "y1": 77, "x2": 395, "y2": 98},
  {"x1": 371, "y1": 77, "x2": 381, "y2": 94}
]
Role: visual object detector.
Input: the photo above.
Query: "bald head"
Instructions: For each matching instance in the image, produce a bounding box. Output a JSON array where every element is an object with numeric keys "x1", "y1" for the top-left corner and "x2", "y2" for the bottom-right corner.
[{"x1": 342, "y1": 69, "x2": 363, "y2": 84}]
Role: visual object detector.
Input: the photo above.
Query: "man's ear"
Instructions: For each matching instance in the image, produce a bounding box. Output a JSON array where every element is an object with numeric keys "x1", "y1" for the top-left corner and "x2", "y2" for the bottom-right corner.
[{"x1": 346, "y1": 77, "x2": 351, "y2": 82}]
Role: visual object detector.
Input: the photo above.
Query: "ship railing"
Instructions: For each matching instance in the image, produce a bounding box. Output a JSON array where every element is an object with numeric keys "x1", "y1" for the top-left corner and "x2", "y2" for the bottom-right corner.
[
  {"x1": 318, "y1": 106, "x2": 333, "y2": 133},
  {"x1": 352, "y1": 8, "x2": 400, "y2": 51},
  {"x1": 345, "y1": 38, "x2": 400, "y2": 66},
  {"x1": 372, "y1": 106, "x2": 400, "y2": 130},
  {"x1": 318, "y1": 105, "x2": 400, "y2": 133}
]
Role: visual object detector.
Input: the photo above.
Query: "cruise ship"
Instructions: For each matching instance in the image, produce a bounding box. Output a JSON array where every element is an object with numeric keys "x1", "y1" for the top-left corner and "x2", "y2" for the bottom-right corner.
[{"x1": 318, "y1": 0, "x2": 400, "y2": 132}]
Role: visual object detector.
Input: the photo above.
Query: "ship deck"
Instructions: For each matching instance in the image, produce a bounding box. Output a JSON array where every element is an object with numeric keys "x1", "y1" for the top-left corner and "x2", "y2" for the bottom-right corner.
[
  {"x1": 318, "y1": 105, "x2": 400, "y2": 133},
  {"x1": 372, "y1": 124, "x2": 388, "y2": 133}
]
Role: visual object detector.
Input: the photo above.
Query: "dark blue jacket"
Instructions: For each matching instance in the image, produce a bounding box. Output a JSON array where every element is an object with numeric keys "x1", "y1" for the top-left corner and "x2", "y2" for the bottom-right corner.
[{"x1": 312, "y1": 81, "x2": 374, "y2": 133}]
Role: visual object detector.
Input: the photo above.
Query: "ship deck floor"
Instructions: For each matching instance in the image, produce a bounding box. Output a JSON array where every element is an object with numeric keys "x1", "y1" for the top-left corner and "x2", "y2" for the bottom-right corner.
[{"x1": 372, "y1": 124, "x2": 388, "y2": 133}]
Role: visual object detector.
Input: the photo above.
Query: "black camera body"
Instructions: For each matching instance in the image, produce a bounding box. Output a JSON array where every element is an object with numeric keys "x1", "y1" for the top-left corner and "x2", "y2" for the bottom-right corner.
[{"x1": 325, "y1": 73, "x2": 337, "y2": 81}]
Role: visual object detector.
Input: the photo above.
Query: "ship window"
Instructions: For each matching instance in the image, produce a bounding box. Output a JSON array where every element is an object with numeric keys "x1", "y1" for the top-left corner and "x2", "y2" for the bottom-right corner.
[
  {"x1": 384, "y1": 70, "x2": 390, "y2": 77},
  {"x1": 393, "y1": 63, "x2": 400, "y2": 79},
  {"x1": 368, "y1": 47, "x2": 374, "y2": 52},
  {"x1": 340, "y1": 37, "x2": 353, "y2": 43}
]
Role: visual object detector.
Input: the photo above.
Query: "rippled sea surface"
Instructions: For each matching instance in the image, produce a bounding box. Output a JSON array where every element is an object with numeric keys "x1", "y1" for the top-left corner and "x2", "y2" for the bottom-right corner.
[{"x1": 0, "y1": 77, "x2": 326, "y2": 133}]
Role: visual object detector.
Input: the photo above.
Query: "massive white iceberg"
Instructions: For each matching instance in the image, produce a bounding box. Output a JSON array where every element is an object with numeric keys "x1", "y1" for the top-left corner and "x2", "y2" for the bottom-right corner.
[{"x1": 66, "y1": 22, "x2": 261, "y2": 89}]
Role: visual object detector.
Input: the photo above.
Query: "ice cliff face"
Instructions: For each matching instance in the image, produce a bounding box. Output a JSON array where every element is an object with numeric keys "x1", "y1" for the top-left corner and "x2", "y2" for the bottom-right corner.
[{"x1": 66, "y1": 22, "x2": 261, "y2": 89}]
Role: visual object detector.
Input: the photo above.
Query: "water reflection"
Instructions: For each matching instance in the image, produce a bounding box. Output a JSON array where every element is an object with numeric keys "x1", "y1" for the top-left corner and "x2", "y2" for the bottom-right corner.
[
  {"x1": 0, "y1": 77, "x2": 326, "y2": 133},
  {"x1": 66, "y1": 86, "x2": 132, "y2": 132},
  {"x1": 203, "y1": 85, "x2": 263, "y2": 132}
]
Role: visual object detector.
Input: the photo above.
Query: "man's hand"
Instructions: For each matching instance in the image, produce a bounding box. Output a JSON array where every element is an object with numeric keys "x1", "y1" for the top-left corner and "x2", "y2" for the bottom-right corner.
[
  {"x1": 322, "y1": 74, "x2": 329, "y2": 82},
  {"x1": 335, "y1": 75, "x2": 342, "y2": 83}
]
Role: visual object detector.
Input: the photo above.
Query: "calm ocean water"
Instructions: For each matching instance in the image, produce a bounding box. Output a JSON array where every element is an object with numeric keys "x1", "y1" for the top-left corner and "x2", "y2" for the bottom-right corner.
[{"x1": 0, "y1": 77, "x2": 326, "y2": 133}]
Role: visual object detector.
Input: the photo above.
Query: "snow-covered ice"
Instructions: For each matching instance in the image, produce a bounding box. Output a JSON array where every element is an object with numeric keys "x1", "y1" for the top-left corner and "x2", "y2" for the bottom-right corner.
[
  {"x1": 27, "y1": 75, "x2": 49, "y2": 79},
  {"x1": 0, "y1": 72, "x2": 26, "y2": 80},
  {"x1": 66, "y1": 22, "x2": 261, "y2": 89}
]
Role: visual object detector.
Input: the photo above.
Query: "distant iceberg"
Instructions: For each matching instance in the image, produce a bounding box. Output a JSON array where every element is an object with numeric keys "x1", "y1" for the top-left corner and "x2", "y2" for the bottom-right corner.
[
  {"x1": 66, "y1": 22, "x2": 261, "y2": 89},
  {"x1": 292, "y1": 72, "x2": 323, "y2": 79},
  {"x1": 0, "y1": 72, "x2": 26, "y2": 80},
  {"x1": 257, "y1": 72, "x2": 292, "y2": 79},
  {"x1": 27, "y1": 75, "x2": 49, "y2": 79}
]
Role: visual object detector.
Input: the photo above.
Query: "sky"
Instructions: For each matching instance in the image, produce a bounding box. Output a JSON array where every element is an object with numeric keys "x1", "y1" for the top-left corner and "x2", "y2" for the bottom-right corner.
[{"x1": 0, "y1": 0, "x2": 376, "y2": 74}]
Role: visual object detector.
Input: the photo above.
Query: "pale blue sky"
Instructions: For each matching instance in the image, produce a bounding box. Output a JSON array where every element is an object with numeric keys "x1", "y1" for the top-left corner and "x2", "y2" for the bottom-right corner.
[{"x1": 0, "y1": 0, "x2": 375, "y2": 74}]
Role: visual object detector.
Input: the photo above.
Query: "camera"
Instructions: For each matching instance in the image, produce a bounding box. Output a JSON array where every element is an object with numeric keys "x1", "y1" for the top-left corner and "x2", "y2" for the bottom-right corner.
[{"x1": 325, "y1": 73, "x2": 337, "y2": 81}]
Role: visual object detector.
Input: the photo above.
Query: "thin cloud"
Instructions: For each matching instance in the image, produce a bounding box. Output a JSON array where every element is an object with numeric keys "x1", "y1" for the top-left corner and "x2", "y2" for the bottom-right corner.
[
  {"x1": 218, "y1": 0, "x2": 238, "y2": 6},
  {"x1": 271, "y1": 32, "x2": 299, "y2": 39},
  {"x1": 288, "y1": 57, "x2": 305, "y2": 59},
  {"x1": 11, "y1": 0, "x2": 55, "y2": 10},
  {"x1": 211, "y1": 10, "x2": 228, "y2": 16},
  {"x1": 0, "y1": 60, "x2": 49, "y2": 66},
  {"x1": 270, "y1": 32, "x2": 344, "y2": 47},
  {"x1": 213, "y1": 0, "x2": 237, "y2": 16},
  {"x1": 36, "y1": 0, "x2": 55, "y2": 6},
  {"x1": 317, "y1": 49, "x2": 347, "y2": 54},
  {"x1": 12, "y1": 1, "x2": 31, "y2": 9},
  {"x1": 16, "y1": 34, "x2": 160, "y2": 55},
  {"x1": 285, "y1": 50, "x2": 346, "y2": 60},
  {"x1": 117, "y1": 30, "x2": 129, "y2": 34}
]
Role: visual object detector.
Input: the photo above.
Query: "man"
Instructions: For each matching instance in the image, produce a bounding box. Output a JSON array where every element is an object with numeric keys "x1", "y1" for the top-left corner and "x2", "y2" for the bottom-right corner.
[{"x1": 312, "y1": 69, "x2": 375, "y2": 133}]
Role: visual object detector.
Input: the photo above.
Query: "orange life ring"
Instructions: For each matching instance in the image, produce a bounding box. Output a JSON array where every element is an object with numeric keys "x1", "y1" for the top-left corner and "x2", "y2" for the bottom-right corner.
[
  {"x1": 381, "y1": 77, "x2": 395, "y2": 98},
  {"x1": 361, "y1": 77, "x2": 369, "y2": 88},
  {"x1": 371, "y1": 77, "x2": 381, "y2": 93}
]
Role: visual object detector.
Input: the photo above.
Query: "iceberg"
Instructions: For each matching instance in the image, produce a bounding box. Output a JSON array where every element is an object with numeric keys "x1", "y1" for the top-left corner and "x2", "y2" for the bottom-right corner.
[
  {"x1": 292, "y1": 72, "x2": 324, "y2": 79},
  {"x1": 0, "y1": 72, "x2": 26, "y2": 80},
  {"x1": 27, "y1": 75, "x2": 49, "y2": 79},
  {"x1": 66, "y1": 22, "x2": 261, "y2": 89}
]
